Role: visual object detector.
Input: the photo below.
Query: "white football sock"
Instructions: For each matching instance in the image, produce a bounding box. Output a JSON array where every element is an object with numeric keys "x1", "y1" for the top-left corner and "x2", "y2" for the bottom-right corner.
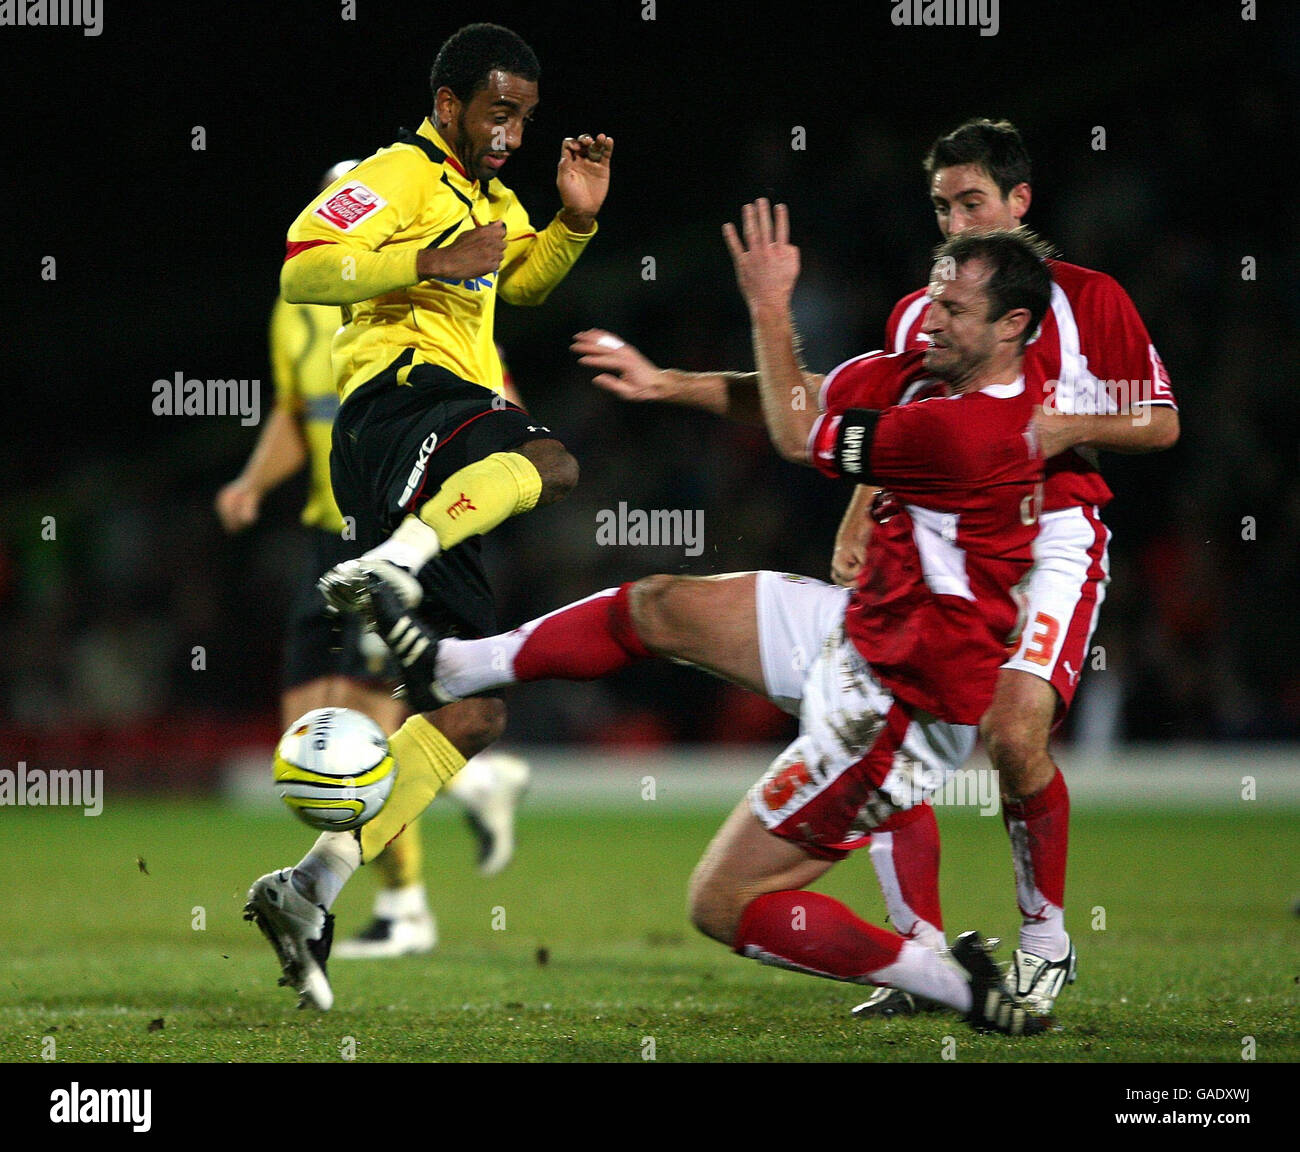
[
  {"x1": 436, "y1": 587, "x2": 624, "y2": 699},
  {"x1": 435, "y1": 634, "x2": 525, "y2": 699},
  {"x1": 363, "y1": 515, "x2": 441, "y2": 573},
  {"x1": 870, "y1": 940, "x2": 972, "y2": 1013},
  {"x1": 291, "y1": 831, "x2": 362, "y2": 910},
  {"x1": 1018, "y1": 911, "x2": 1069, "y2": 961},
  {"x1": 1007, "y1": 821, "x2": 1069, "y2": 959}
]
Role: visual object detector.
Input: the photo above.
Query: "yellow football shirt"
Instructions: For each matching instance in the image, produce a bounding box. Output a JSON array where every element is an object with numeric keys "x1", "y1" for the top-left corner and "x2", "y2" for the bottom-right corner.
[{"x1": 281, "y1": 119, "x2": 595, "y2": 403}]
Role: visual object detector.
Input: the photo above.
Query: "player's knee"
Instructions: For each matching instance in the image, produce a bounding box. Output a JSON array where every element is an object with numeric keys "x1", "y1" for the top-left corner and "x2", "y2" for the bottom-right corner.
[
  {"x1": 687, "y1": 864, "x2": 744, "y2": 946},
  {"x1": 627, "y1": 573, "x2": 686, "y2": 654},
  {"x1": 981, "y1": 713, "x2": 1032, "y2": 771},
  {"x1": 981, "y1": 711, "x2": 1044, "y2": 792},
  {"x1": 517, "y1": 439, "x2": 578, "y2": 505},
  {"x1": 427, "y1": 696, "x2": 506, "y2": 759},
  {"x1": 539, "y1": 448, "x2": 579, "y2": 504}
]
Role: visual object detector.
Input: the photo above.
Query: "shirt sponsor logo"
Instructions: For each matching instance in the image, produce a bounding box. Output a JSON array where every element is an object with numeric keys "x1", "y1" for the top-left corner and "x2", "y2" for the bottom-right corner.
[
  {"x1": 314, "y1": 182, "x2": 387, "y2": 231},
  {"x1": 432, "y1": 273, "x2": 496, "y2": 292}
]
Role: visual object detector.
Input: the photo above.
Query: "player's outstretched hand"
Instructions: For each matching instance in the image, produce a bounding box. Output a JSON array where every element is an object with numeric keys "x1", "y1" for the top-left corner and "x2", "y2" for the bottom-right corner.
[
  {"x1": 418, "y1": 221, "x2": 507, "y2": 282},
  {"x1": 571, "y1": 329, "x2": 669, "y2": 400},
  {"x1": 215, "y1": 480, "x2": 260, "y2": 533},
  {"x1": 557, "y1": 134, "x2": 613, "y2": 221},
  {"x1": 723, "y1": 198, "x2": 800, "y2": 315}
]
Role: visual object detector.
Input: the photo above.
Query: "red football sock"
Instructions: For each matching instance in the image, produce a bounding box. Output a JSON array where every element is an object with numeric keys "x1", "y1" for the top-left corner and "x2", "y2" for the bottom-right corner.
[
  {"x1": 1003, "y1": 767, "x2": 1070, "y2": 951},
  {"x1": 512, "y1": 582, "x2": 652, "y2": 681},
  {"x1": 868, "y1": 803, "x2": 946, "y2": 950},
  {"x1": 733, "y1": 890, "x2": 904, "y2": 981}
]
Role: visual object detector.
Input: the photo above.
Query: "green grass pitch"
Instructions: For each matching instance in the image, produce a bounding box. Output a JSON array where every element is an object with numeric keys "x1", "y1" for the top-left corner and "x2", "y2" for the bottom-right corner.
[{"x1": 1, "y1": 793, "x2": 1295, "y2": 1065}]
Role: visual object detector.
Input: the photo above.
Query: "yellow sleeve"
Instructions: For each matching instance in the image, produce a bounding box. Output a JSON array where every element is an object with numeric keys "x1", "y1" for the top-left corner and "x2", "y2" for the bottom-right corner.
[
  {"x1": 268, "y1": 296, "x2": 302, "y2": 412},
  {"x1": 282, "y1": 242, "x2": 420, "y2": 305},
  {"x1": 280, "y1": 148, "x2": 448, "y2": 305},
  {"x1": 496, "y1": 201, "x2": 597, "y2": 307}
]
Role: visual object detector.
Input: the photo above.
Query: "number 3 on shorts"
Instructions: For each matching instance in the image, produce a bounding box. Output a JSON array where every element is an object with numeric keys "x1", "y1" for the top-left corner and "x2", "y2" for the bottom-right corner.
[{"x1": 1022, "y1": 612, "x2": 1061, "y2": 667}]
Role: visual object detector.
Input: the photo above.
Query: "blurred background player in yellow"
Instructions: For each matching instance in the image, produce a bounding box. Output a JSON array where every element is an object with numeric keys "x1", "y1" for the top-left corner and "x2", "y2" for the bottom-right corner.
[{"x1": 216, "y1": 161, "x2": 529, "y2": 960}]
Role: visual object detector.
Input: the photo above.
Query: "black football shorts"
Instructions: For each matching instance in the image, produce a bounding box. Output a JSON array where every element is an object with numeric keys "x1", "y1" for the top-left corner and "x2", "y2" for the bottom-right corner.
[{"x1": 330, "y1": 351, "x2": 560, "y2": 639}]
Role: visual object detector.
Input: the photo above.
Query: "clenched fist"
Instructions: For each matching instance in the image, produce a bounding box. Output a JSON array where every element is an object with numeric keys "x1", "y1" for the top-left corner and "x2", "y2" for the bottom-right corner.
[{"x1": 418, "y1": 221, "x2": 507, "y2": 282}]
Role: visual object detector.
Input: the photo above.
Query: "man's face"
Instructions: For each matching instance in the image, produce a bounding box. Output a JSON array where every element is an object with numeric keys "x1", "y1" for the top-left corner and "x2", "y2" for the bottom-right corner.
[
  {"x1": 920, "y1": 257, "x2": 1001, "y2": 385},
  {"x1": 439, "y1": 70, "x2": 539, "y2": 185},
  {"x1": 930, "y1": 163, "x2": 1028, "y2": 237}
]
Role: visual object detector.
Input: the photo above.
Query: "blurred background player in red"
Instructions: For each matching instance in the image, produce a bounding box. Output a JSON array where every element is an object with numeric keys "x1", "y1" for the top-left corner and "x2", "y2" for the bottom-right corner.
[
  {"x1": 571, "y1": 119, "x2": 1180, "y2": 1018},
  {"x1": 216, "y1": 161, "x2": 528, "y2": 960}
]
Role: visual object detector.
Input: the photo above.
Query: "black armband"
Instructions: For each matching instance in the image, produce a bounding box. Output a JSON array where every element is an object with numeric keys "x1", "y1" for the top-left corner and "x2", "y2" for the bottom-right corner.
[{"x1": 833, "y1": 409, "x2": 882, "y2": 479}]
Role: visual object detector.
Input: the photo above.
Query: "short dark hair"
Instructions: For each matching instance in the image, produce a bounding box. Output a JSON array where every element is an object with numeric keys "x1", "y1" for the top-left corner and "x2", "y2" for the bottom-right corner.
[
  {"x1": 933, "y1": 229, "x2": 1055, "y2": 347},
  {"x1": 923, "y1": 118, "x2": 1031, "y2": 198},
  {"x1": 430, "y1": 23, "x2": 540, "y2": 103}
]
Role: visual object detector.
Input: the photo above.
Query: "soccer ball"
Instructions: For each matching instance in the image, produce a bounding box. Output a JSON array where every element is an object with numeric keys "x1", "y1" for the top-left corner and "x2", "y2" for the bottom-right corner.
[{"x1": 273, "y1": 708, "x2": 396, "y2": 831}]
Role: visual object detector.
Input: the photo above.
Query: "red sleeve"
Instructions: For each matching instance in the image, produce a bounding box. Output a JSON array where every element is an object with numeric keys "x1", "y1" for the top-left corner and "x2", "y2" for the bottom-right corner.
[
  {"x1": 819, "y1": 352, "x2": 906, "y2": 415},
  {"x1": 812, "y1": 350, "x2": 941, "y2": 478},
  {"x1": 810, "y1": 353, "x2": 909, "y2": 477},
  {"x1": 814, "y1": 393, "x2": 968, "y2": 486},
  {"x1": 1078, "y1": 274, "x2": 1176, "y2": 409}
]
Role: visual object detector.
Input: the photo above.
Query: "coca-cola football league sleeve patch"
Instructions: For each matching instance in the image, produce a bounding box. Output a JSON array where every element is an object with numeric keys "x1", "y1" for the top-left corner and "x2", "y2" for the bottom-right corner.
[{"x1": 313, "y1": 182, "x2": 389, "y2": 232}]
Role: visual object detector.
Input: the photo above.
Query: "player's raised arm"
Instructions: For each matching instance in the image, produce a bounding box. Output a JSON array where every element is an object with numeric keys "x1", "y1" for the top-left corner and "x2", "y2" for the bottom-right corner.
[
  {"x1": 1031, "y1": 404, "x2": 1179, "y2": 458},
  {"x1": 496, "y1": 133, "x2": 612, "y2": 307},
  {"x1": 723, "y1": 199, "x2": 819, "y2": 462}
]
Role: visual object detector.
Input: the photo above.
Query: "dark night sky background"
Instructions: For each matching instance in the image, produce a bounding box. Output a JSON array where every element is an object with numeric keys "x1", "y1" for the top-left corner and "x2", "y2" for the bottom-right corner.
[{"x1": 2, "y1": 0, "x2": 1297, "y2": 758}]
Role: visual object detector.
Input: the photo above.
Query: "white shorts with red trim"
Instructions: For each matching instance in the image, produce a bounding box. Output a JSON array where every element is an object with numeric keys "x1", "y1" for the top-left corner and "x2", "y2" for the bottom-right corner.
[
  {"x1": 1002, "y1": 505, "x2": 1111, "y2": 708},
  {"x1": 751, "y1": 571, "x2": 976, "y2": 861},
  {"x1": 755, "y1": 572, "x2": 850, "y2": 714}
]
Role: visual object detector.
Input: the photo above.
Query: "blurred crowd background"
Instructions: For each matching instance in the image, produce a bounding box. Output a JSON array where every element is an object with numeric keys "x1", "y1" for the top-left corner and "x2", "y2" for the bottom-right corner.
[{"x1": 2, "y1": 1, "x2": 1295, "y2": 784}]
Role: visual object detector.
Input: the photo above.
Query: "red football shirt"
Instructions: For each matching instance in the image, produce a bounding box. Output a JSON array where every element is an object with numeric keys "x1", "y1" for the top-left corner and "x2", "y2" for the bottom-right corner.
[
  {"x1": 884, "y1": 259, "x2": 1176, "y2": 513},
  {"x1": 810, "y1": 349, "x2": 1041, "y2": 724}
]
